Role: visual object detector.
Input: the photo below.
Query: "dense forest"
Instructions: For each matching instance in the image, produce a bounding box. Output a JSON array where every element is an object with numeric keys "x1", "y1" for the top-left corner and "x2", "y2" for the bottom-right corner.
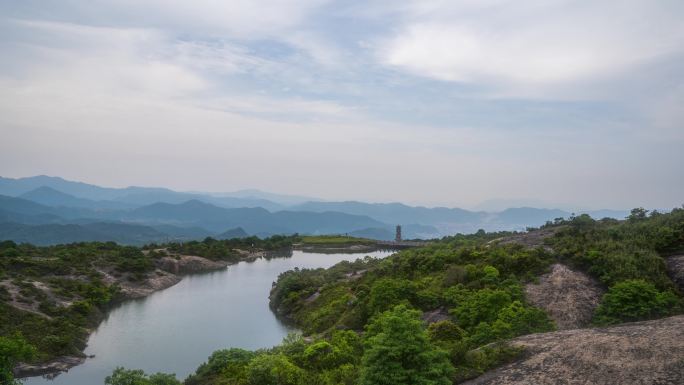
[{"x1": 1, "y1": 208, "x2": 683, "y2": 385}]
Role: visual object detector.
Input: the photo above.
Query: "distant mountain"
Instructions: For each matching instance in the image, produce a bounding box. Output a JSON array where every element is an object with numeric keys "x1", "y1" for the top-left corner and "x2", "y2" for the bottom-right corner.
[
  {"x1": 0, "y1": 176, "x2": 285, "y2": 211},
  {"x1": 19, "y1": 186, "x2": 133, "y2": 210},
  {"x1": 0, "y1": 176, "x2": 635, "y2": 240},
  {"x1": 151, "y1": 224, "x2": 214, "y2": 239},
  {"x1": 0, "y1": 194, "x2": 120, "y2": 222},
  {"x1": 0, "y1": 194, "x2": 60, "y2": 216},
  {"x1": 348, "y1": 227, "x2": 394, "y2": 241},
  {"x1": 0, "y1": 221, "x2": 173, "y2": 246},
  {"x1": 212, "y1": 189, "x2": 319, "y2": 206},
  {"x1": 0, "y1": 175, "x2": 125, "y2": 200},
  {"x1": 126, "y1": 200, "x2": 386, "y2": 234},
  {"x1": 292, "y1": 201, "x2": 484, "y2": 225},
  {"x1": 216, "y1": 227, "x2": 249, "y2": 239}
]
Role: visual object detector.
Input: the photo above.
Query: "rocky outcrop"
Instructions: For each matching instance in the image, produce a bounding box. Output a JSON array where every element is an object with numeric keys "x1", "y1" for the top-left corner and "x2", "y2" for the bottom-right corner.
[
  {"x1": 462, "y1": 315, "x2": 684, "y2": 385},
  {"x1": 525, "y1": 263, "x2": 604, "y2": 329},
  {"x1": 14, "y1": 356, "x2": 85, "y2": 379},
  {"x1": 422, "y1": 307, "x2": 450, "y2": 324},
  {"x1": 116, "y1": 270, "x2": 183, "y2": 299},
  {"x1": 155, "y1": 255, "x2": 228, "y2": 275},
  {"x1": 491, "y1": 227, "x2": 560, "y2": 251},
  {"x1": 666, "y1": 255, "x2": 684, "y2": 292}
]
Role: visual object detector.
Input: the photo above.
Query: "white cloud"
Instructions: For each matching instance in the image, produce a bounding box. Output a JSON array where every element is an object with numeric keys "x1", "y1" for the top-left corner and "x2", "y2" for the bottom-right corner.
[
  {"x1": 59, "y1": 0, "x2": 330, "y2": 38},
  {"x1": 378, "y1": 1, "x2": 684, "y2": 96},
  {"x1": 0, "y1": 1, "x2": 682, "y2": 209}
]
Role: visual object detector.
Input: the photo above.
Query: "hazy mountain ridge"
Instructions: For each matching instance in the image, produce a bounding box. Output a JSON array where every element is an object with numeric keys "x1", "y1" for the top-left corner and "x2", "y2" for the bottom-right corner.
[{"x1": 0, "y1": 176, "x2": 633, "y2": 246}]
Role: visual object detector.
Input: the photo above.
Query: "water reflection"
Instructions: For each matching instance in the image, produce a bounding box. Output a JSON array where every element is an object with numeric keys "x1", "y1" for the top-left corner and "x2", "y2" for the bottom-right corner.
[{"x1": 23, "y1": 249, "x2": 395, "y2": 385}]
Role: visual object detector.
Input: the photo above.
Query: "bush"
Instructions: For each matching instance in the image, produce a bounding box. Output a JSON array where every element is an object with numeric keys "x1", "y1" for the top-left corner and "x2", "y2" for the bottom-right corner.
[
  {"x1": 360, "y1": 305, "x2": 453, "y2": 385},
  {"x1": 594, "y1": 280, "x2": 680, "y2": 325}
]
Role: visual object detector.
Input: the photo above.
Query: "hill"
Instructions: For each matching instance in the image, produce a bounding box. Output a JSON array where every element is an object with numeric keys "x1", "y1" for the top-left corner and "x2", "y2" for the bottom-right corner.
[
  {"x1": 19, "y1": 186, "x2": 132, "y2": 210},
  {"x1": 0, "y1": 222, "x2": 174, "y2": 246}
]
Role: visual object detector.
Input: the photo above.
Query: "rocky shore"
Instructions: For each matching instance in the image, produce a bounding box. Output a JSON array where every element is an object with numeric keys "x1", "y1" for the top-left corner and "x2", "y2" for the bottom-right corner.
[
  {"x1": 13, "y1": 252, "x2": 252, "y2": 379},
  {"x1": 462, "y1": 315, "x2": 684, "y2": 385}
]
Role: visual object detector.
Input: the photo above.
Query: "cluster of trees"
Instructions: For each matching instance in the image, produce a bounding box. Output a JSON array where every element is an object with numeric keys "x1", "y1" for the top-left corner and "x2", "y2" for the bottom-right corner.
[
  {"x1": 268, "y1": 238, "x2": 557, "y2": 382},
  {"x1": 153, "y1": 235, "x2": 298, "y2": 262},
  {"x1": 0, "y1": 234, "x2": 305, "y2": 384},
  {"x1": 182, "y1": 305, "x2": 453, "y2": 385}
]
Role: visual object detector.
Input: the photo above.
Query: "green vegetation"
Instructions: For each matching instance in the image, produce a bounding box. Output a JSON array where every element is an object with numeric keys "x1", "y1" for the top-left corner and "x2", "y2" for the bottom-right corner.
[
  {"x1": 360, "y1": 305, "x2": 453, "y2": 385},
  {"x1": 181, "y1": 209, "x2": 683, "y2": 385},
  {"x1": 545, "y1": 208, "x2": 684, "y2": 288},
  {"x1": 0, "y1": 235, "x2": 298, "y2": 369},
  {"x1": 593, "y1": 279, "x2": 680, "y2": 325},
  {"x1": 105, "y1": 367, "x2": 182, "y2": 385},
  {"x1": 298, "y1": 236, "x2": 375, "y2": 247},
  {"x1": 4, "y1": 207, "x2": 684, "y2": 384},
  {"x1": 0, "y1": 242, "x2": 140, "y2": 362},
  {"x1": 543, "y1": 207, "x2": 684, "y2": 324},
  {"x1": 152, "y1": 235, "x2": 297, "y2": 262},
  {"x1": 0, "y1": 334, "x2": 35, "y2": 385}
]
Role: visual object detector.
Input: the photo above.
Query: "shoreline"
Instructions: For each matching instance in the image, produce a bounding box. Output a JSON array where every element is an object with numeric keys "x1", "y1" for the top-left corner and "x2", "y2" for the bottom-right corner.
[
  {"x1": 13, "y1": 252, "x2": 250, "y2": 379},
  {"x1": 13, "y1": 244, "x2": 395, "y2": 380}
]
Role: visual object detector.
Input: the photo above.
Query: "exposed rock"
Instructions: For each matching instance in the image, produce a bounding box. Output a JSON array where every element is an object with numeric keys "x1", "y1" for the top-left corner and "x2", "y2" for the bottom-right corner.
[
  {"x1": 525, "y1": 263, "x2": 604, "y2": 329},
  {"x1": 116, "y1": 269, "x2": 182, "y2": 299},
  {"x1": 491, "y1": 227, "x2": 560, "y2": 251},
  {"x1": 155, "y1": 255, "x2": 228, "y2": 275},
  {"x1": 305, "y1": 290, "x2": 321, "y2": 303},
  {"x1": 422, "y1": 307, "x2": 451, "y2": 324},
  {"x1": 14, "y1": 356, "x2": 85, "y2": 379},
  {"x1": 666, "y1": 255, "x2": 684, "y2": 292},
  {"x1": 462, "y1": 315, "x2": 684, "y2": 385}
]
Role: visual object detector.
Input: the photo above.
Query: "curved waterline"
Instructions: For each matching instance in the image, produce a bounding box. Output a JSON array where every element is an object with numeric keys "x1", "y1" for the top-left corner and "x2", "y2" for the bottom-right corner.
[{"x1": 23, "y1": 249, "x2": 394, "y2": 385}]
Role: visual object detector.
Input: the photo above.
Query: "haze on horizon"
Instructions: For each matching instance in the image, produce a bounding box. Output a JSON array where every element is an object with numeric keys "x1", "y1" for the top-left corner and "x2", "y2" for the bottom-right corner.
[{"x1": 1, "y1": 1, "x2": 682, "y2": 211}]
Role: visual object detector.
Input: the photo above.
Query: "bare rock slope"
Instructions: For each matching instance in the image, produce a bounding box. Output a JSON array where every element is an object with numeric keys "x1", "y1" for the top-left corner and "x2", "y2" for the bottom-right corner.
[
  {"x1": 463, "y1": 315, "x2": 684, "y2": 385},
  {"x1": 666, "y1": 255, "x2": 684, "y2": 292},
  {"x1": 525, "y1": 263, "x2": 604, "y2": 329}
]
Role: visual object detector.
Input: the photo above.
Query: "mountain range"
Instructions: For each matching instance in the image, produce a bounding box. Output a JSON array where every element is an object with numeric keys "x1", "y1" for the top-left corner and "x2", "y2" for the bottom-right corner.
[{"x1": 0, "y1": 175, "x2": 632, "y2": 245}]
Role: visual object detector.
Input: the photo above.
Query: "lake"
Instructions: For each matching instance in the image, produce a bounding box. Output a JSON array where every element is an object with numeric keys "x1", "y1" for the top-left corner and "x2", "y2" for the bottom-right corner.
[{"x1": 23, "y1": 249, "x2": 395, "y2": 385}]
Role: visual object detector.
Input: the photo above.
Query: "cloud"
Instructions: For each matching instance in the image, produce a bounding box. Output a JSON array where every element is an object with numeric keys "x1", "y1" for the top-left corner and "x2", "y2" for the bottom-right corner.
[
  {"x1": 0, "y1": 1, "x2": 682, "y2": 209},
  {"x1": 377, "y1": 1, "x2": 684, "y2": 96}
]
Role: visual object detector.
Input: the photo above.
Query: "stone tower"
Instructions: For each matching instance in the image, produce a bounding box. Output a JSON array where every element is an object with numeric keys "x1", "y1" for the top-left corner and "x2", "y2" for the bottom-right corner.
[{"x1": 395, "y1": 225, "x2": 402, "y2": 242}]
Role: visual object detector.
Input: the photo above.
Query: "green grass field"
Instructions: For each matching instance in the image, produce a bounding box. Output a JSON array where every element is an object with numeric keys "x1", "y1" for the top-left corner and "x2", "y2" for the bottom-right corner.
[{"x1": 299, "y1": 235, "x2": 375, "y2": 246}]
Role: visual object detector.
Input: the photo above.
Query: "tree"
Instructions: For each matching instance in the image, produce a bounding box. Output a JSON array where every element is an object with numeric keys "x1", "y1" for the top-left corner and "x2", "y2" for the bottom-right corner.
[
  {"x1": 0, "y1": 334, "x2": 35, "y2": 385},
  {"x1": 105, "y1": 367, "x2": 181, "y2": 385},
  {"x1": 360, "y1": 305, "x2": 453, "y2": 385},
  {"x1": 628, "y1": 208, "x2": 649, "y2": 222},
  {"x1": 246, "y1": 354, "x2": 304, "y2": 385}
]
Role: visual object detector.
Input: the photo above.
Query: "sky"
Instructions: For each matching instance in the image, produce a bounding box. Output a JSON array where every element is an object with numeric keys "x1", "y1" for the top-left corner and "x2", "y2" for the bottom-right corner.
[{"x1": 0, "y1": 0, "x2": 682, "y2": 210}]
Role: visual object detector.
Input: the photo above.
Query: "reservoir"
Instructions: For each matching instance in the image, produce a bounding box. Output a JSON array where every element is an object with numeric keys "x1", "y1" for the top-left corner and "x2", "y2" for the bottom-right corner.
[{"x1": 23, "y1": 249, "x2": 395, "y2": 385}]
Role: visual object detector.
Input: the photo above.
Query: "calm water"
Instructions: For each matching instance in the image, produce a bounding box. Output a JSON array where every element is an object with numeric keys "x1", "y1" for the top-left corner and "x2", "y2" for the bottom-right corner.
[{"x1": 23, "y1": 249, "x2": 394, "y2": 385}]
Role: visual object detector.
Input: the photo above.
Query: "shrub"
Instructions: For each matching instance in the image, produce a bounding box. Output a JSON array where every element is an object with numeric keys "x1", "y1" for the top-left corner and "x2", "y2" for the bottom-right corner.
[{"x1": 593, "y1": 279, "x2": 680, "y2": 325}]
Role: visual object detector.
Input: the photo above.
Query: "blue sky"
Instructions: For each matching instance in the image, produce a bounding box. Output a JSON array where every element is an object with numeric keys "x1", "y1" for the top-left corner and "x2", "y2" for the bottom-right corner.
[{"x1": 0, "y1": 0, "x2": 682, "y2": 210}]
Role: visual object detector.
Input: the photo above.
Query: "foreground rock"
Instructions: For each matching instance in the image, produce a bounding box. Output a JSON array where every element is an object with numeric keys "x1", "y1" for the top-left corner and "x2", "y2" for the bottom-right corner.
[
  {"x1": 14, "y1": 356, "x2": 85, "y2": 379},
  {"x1": 525, "y1": 263, "x2": 604, "y2": 329},
  {"x1": 666, "y1": 255, "x2": 684, "y2": 292},
  {"x1": 463, "y1": 315, "x2": 684, "y2": 385}
]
